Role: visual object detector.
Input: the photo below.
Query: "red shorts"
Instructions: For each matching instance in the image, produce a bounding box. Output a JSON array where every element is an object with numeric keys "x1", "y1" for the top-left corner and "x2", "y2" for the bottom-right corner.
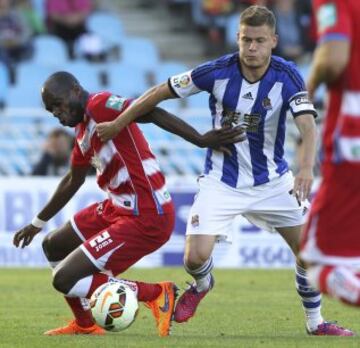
[
  {"x1": 301, "y1": 164, "x2": 360, "y2": 266},
  {"x1": 71, "y1": 199, "x2": 175, "y2": 275}
]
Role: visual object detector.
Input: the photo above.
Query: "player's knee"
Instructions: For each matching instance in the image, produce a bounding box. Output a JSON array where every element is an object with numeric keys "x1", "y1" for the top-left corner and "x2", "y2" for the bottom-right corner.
[
  {"x1": 52, "y1": 268, "x2": 74, "y2": 294},
  {"x1": 184, "y1": 249, "x2": 210, "y2": 270},
  {"x1": 42, "y1": 234, "x2": 54, "y2": 260}
]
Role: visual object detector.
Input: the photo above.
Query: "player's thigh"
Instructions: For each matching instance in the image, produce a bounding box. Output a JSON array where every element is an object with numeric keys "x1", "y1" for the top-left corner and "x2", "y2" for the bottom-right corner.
[
  {"x1": 80, "y1": 213, "x2": 174, "y2": 276},
  {"x1": 42, "y1": 222, "x2": 84, "y2": 261},
  {"x1": 184, "y1": 234, "x2": 217, "y2": 266},
  {"x1": 186, "y1": 176, "x2": 240, "y2": 243}
]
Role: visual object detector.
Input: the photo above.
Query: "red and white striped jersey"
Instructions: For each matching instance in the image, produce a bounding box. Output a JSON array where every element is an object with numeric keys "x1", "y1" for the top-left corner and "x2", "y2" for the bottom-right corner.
[
  {"x1": 314, "y1": 0, "x2": 360, "y2": 165},
  {"x1": 71, "y1": 92, "x2": 173, "y2": 215}
]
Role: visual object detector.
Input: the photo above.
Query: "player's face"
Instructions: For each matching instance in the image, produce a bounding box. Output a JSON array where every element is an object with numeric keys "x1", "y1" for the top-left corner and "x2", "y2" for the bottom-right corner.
[
  {"x1": 43, "y1": 90, "x2": 84, "y2": 127},
  {"x1": 238, "y1": 24, "x2": 277, "y2": 69}
]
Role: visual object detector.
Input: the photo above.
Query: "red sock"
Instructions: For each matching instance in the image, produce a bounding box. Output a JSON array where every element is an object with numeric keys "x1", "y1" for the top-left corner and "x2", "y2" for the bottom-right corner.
[
  {"x1": 85, "y1": 273, "x2": 110, "y2": 298},
  {"x1": 134, "y1": 281, "x2": 162, "y2": 302},
  {"x1": 64, "y1": 297, "x2": 94, "y2": 328}
]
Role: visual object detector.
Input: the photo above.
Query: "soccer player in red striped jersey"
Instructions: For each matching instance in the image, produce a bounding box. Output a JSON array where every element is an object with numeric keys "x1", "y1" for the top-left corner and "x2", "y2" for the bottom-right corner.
[
  {"x1": 300, "y1": 0, "x2": 360, "y2": 308},
  {"x1": 13, "y1": 71, "x2": 243, "y2": 336}
]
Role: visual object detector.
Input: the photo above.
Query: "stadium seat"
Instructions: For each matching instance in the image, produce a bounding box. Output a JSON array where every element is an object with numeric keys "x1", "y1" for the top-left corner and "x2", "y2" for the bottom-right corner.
[
  {"x1": 105, "y1": 63, "x2": 148, "y2": 98},
  {"x1": 225, "y1": 14, "x2": 239, "y2": 47},
  {"x1": 6, "y1": 63, "x2": 58, "y2": 108},
  {"x1": 154, "y1": 61, "x2": 189, "y2": 84},
  {"x1": 120, "y1": 37, "x2": 159, "y2": 72},
  {"x1": 86, "y1": 12, "x2": 125, "y2": 48},
  {"x1": 65, "y1": 61, "x2": 103, "y2": 92},
  {"x1": 32, "y1": 35, "x2": 69, "y2": 66},
  {"x1": 0, "y1": 62, "x2": 9, "y2": 106},
  {"x1": 186, "y1": 92, "x2": 210, "y2": 109}
]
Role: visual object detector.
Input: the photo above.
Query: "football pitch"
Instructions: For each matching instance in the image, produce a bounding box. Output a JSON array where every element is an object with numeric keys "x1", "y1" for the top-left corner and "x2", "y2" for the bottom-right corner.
[{"x1": 1, "y1": 268, "x2": 359, "y2": 348}]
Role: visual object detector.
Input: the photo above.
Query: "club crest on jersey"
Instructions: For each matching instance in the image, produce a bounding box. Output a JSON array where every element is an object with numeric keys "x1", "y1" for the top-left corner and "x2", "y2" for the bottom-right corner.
[
  {"x1": 262, "y1": 97, "x2": 272, "y2": 110},
  {"x1": 191, "y1": 215, "x2": 199, "y2": 227}
]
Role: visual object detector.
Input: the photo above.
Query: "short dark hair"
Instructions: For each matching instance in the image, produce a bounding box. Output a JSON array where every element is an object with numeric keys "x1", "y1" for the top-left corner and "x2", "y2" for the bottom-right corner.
[{"x1": 240, "y1": 5, "x2": 276, "y2": 30}]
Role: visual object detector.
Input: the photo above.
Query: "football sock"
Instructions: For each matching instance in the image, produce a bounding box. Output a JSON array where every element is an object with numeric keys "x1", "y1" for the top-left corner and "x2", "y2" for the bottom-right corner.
[
  {"x1": 66, "y1": 273, "x2": 160, "y2": 302},
  {"x1": 48, "y1": 259, "x2": 94, "y2": 327},
  {"x1": 64, "y1": 296, "x2": 94, "y2": 328},
  {"x1": 307, "y1": 265, "x2": 360, "y2": 306},
  {"x1": 185, "y1": 257, "x2": 214, "y2": 292},
  {"x1": 295, "y1": 264, "x2": 323, "y2": 331},
  {"x1": 134, "y1": 281, "x2": 162, "y2": 302}
]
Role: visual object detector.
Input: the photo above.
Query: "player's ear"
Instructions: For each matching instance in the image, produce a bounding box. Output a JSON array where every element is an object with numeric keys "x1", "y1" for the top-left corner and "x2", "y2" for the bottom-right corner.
[{"x1": 272, "y1": 34, "x2": 278, "y2": 49}]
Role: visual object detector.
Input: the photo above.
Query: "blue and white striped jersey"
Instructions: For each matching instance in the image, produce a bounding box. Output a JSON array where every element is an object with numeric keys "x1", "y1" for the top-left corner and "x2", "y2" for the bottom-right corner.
[{"x1": 168, "y1": 52, "x2": 317, "y2": 189}]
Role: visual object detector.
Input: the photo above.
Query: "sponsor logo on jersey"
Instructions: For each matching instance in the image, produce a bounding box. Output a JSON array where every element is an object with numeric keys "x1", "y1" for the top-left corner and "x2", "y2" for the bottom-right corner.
[
  {"x1": 173, "y1": 73, "x2": 191, "y2": 89},
  {"x1": 242, "y1": 92, "x2": 253, "y2": 100},
  {"x1": 262, "y1": 97, "x2": 272, "y2": 110},
  {"x1": 105, "y1": 95, "x2": 126, "y2": 111},
  {"x1": 191, "y1": 214, "x2": 199, "y2": 227},
  {"x1": 317, "y1": 3, "x2": 337, "y2": 33},
  {"x1": 243, "y1": 113, "x2": 261, "y2": 133},
  {"x1": 221, "y1": 108, "x2": 241, "y2": 127},
  {"x1": 89, "y1": 231, "x2": 114, "y2": 252}
]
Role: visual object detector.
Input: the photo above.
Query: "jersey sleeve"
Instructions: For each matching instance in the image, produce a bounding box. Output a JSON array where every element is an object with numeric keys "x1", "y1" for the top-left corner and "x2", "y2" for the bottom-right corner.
[
  {"x1": 168, "y1": 61, "x2": 215, "y2": 98},
  {"x1": 285, "y1": 64, "x2": 317, "y2": 118},
  {"x1": 314, "y1": 0, "x2": 352, "y2": 43}
]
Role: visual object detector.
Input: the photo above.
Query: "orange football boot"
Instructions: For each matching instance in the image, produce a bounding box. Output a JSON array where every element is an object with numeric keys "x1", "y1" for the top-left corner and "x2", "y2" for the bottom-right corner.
[
  {"x1": 44, "y1": 320, "x2": 105, "y2": 336},
  {"x1": 144, "y1": 281, "x2": 178, "y2": 337}
]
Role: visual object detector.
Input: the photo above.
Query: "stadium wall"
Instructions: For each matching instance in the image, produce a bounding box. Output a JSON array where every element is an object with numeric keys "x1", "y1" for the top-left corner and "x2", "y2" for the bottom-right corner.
[{"x1": 0, "y1": 177, "x2": 308, "y2": 269}]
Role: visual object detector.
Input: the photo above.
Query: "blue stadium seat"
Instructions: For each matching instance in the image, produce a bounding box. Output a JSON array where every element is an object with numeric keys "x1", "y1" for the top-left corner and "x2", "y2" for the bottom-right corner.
[
  {"x1": 105, "y1": 63, "x2": 147, "y2": 98},
  {"x1": 120, "y1": 37, "x2": 159, "y2": 71},
  {"x1": 65, "y1": 61, "x2": 103, "y2": 92},
  {"x1": 186, "y1": 92, "x2": 210, "y2": 109},
  {"x1": 86, "y1": 12, "x2": 125, "y2": 47},
  {"x1": 32, "y1": 35, "x2": 69, "y2": 66},
  {"x1": 154, "y1": 61, "x2": 189, "y2": 84},
  {"x1": 225, "y1": 14, "x2": 239, "y2": 47},
  {"x1": 6, "y1": 63, "x2": 57, "y2": 108},
  {"x1": 0, "y1": 62, "x2": 9, "y2": 105}
]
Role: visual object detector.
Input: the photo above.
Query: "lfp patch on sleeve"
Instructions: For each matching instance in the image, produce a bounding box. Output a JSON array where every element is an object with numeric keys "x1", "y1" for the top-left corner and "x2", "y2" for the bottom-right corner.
[
  {"x1": 105, "y1": 95, "x2": 126, "y2": 111},
  {"x1": 317, "y1": 3, "x2": 337, "y2": 33}
]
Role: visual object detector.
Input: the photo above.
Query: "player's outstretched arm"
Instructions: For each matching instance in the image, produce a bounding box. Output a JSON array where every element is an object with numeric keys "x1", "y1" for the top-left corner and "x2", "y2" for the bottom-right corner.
[
  {"x1": 307, "y1": 40, "x2": 350, "y2": 100},
  {"x1": 96, "y1": 82, "x2": 175, "y2": 142},
  {"x1": 138, "y1": 107, "x2": 247, "y2": 156},
  {"x1": 293, "y1": 114, "x2": 317, "y2": 201},
  {"x1": 13, "y1": 165, "x2": 89, "y2": 248}
]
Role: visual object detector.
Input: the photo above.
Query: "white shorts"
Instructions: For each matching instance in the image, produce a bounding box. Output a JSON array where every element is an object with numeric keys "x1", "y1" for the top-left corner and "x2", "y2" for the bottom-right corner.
[{"x1": 186, "y1": 172, "x2": 309, "y2": 243}]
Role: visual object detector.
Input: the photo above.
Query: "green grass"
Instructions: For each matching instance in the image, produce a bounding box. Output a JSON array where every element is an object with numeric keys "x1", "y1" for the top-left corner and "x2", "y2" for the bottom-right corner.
[{"x1": 0, "y1": 268, "x2": 359, "y2": 348}]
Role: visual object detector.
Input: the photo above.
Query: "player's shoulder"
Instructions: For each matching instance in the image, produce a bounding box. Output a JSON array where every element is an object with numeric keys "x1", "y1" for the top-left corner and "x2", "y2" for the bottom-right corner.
[{"x1": 270, "y1": 56, "x2": 304, "y2": 87}]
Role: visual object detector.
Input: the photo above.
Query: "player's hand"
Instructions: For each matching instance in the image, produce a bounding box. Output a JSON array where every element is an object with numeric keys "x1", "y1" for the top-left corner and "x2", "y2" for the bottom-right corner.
[
  {"x1": 293, "y1": 167, "x2": 313, "y2": 202},
  {"x1": 13, "y1": 224, "x2": 42, "y2": 249},
  {"x1": 200, "y1": 125, "x2": 247, "y2": 156},
  {"x1": 96, "y1": 120, "x2": 121, "y2": 142}
]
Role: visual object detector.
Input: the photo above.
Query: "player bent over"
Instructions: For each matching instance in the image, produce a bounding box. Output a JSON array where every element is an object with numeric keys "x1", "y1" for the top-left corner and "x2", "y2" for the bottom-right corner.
[{"x1": 13, "y1": 72, "x2": 243, "y2": 336}]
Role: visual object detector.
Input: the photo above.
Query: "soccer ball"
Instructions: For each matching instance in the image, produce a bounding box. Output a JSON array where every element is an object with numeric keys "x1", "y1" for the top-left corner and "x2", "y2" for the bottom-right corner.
[{"x1": 90, "y1": 281, "x2": 139, "y2": 332}]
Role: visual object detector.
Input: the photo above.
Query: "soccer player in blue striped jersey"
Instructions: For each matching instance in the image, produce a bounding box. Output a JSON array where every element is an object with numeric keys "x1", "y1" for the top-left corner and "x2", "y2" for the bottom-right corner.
[{"x1": 96, "y1": 5, "x2": 352, "y2": 336}]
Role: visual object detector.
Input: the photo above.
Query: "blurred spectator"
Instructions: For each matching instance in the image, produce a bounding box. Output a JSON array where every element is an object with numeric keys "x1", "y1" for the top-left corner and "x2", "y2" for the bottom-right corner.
[
  {"x1": 272, "y1": 0, "x2": 306, "y2": 62},
  {"x1": 0, "y1": 0, "x2": 33, "y2": 83},
  {"x1": 45, "y1": 0, "x2": 93, "y2": 58},
  {"x1": 16, "y1": 0, "x2": 45, "y2": 36},
  {"x1": 32, "y1": 128, "x2": 74, "y2": 176}
]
